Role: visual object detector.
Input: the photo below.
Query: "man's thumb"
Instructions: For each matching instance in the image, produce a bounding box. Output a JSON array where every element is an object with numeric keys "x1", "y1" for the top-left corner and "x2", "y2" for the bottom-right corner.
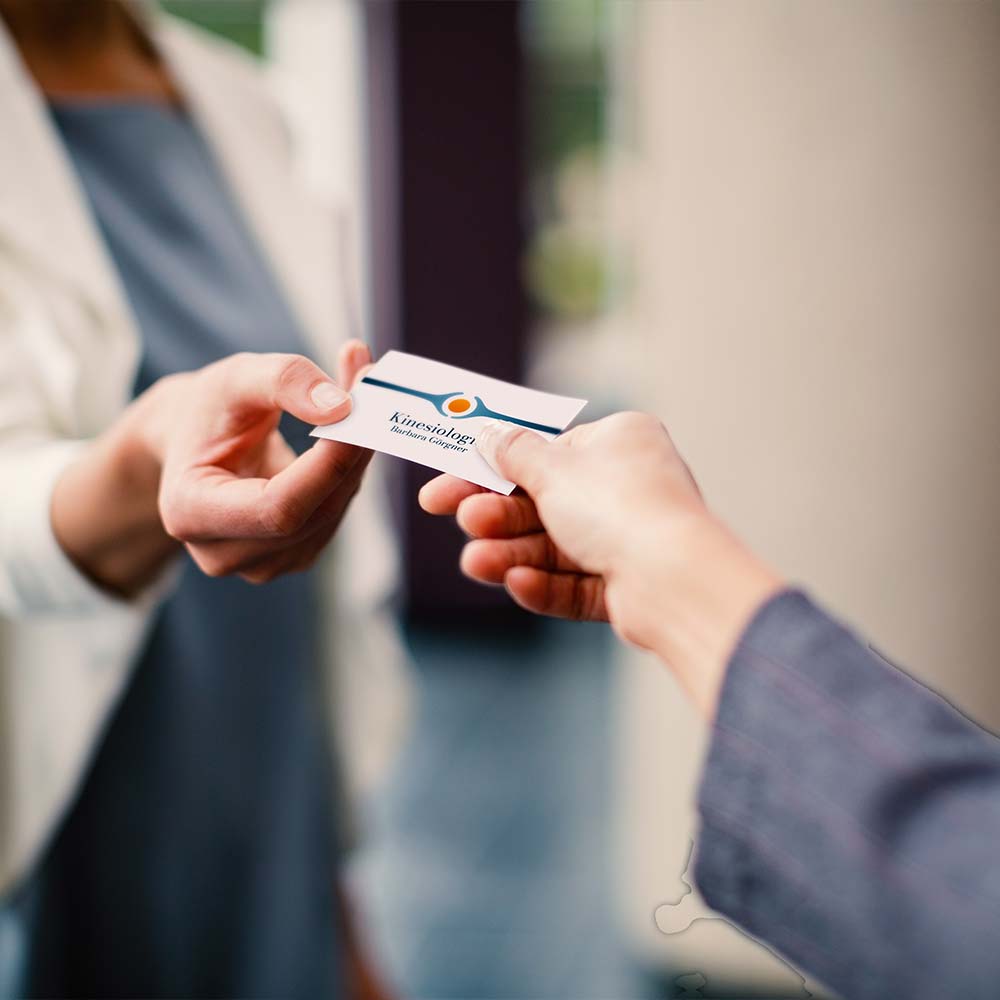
[{"x1": 476, "y1": 421, "x2": 550, "y2": 493}]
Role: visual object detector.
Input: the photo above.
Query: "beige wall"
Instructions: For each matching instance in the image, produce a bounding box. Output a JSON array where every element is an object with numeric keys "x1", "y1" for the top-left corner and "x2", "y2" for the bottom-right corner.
[{"x1": 617, "y1": 2, "x2": 1000, "y2": 993}]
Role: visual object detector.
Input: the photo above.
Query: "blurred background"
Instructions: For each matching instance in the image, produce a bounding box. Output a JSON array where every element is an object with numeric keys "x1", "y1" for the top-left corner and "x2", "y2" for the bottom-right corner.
[{"x1": 164, "y1": 2, "x2": 1000, "y2": 998}]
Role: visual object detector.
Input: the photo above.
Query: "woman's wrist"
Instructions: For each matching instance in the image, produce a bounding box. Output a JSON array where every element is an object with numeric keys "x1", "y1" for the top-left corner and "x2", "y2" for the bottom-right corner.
[
  {"x1": 51, "y1": 392, "x2": 178, "y2": 597},
  {"x1": 107, "y1": 394, "x2": 167, "y2": 502},
  {"x1": 611, "y1": 510, "x2": 784, "y2": 719}
]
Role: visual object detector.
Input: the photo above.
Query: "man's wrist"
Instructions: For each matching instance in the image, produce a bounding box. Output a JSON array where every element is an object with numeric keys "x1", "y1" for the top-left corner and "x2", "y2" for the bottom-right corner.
[{"x1": 613, "y1": 511, "x2": 784, "y2": 719}]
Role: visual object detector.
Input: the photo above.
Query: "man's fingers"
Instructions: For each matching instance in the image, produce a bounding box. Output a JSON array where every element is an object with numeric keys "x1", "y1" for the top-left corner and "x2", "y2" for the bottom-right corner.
[
  {"x1": 337, "y1": 340, "x2": 373, "y2": 391},
  {"x1": 476, "y1": 421, "x2": 551, "y2": 495},
  {"x1": 217, "y1": 352, "x2": 352, "y2": 427},
  {"x1": 456, "y1": 491, "x2": 543, "y2": 538},
  {"x1": 418, "y1": 474, "x2": 486, "y2": 515},
  {"x1": 504, "y1": 567, "x2": 609, "y2": 623},
  {"x1": 423, "y1": 424, "x2": 555, "y2": 516},
  {"x1": 460, "y1": 533, "x2": 582, "y2": 585}
]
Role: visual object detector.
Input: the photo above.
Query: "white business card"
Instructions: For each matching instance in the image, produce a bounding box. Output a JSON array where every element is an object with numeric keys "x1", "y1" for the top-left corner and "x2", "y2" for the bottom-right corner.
[{"x1": 310, "y1": 350, "x2": 587, "y2": 494}]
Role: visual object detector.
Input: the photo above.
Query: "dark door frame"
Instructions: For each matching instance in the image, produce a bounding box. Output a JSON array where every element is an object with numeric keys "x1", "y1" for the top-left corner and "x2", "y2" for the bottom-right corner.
[{"x1": 365, "y1": 0, "x2": 529, "y2": 622}]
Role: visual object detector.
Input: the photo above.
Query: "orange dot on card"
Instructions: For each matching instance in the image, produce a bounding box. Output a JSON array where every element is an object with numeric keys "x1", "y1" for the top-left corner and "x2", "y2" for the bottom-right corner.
[{"x1": 448, "y1": 398, "x2": 472, "y2": 413}]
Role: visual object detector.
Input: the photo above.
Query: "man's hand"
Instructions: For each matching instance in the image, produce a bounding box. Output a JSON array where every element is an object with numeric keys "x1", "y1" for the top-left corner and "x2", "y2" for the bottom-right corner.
[
  {"x1": 420, "y1": 413, "x2": 702, "y2": 638},
  {"x1": 419, "y1": 413, "x2": 782, "y2": 718},
  {"x1": 53, "y1": 341, "x2": 373, "y2": 595}
]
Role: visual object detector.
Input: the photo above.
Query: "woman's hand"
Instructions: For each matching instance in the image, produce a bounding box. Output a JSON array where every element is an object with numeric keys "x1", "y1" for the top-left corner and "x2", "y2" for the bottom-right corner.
[
  {"x1": 419, "y1": 413, "x2": 782, "y2": 717},
  {"x1": 52, "y1": 341, "x2": 373, "y2": 596}
]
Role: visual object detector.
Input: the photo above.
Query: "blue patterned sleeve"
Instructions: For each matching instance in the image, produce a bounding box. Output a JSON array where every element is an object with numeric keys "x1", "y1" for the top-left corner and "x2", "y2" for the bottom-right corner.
[{"x1": 694, "y1": 590, "x2": 1000, "y2": 1000}]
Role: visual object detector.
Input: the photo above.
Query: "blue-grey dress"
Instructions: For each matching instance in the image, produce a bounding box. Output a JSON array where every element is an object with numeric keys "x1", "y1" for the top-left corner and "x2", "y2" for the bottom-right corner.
[{"x1": 12, "y1": 100, "x2": 342, "y2": 998}]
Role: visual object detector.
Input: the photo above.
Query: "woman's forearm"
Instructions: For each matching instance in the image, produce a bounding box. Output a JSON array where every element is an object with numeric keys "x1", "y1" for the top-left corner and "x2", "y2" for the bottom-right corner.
[{"x1": 50, "y1": 394, "x2": 178, "y2": 599}]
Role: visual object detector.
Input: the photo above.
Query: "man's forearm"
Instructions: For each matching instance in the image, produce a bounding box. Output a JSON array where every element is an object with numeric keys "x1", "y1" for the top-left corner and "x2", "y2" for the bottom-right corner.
[
  {"x1": 620, "y1": 514, "x2": 783, "y2": 718},
  {"x1": 695, "y1": 590, "x2": 1000, "y2": 999}
]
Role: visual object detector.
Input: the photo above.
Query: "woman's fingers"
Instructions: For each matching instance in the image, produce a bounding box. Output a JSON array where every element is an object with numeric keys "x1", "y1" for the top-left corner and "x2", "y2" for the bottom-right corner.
[
  {"x1": 308, "y1": 446, "x2": 373, "y2": 526},
  {"x1": 163, "y1": 438, "x2": 366, "y2": 541},
  {"x1": 418, "y1": 474, "x2": 486, "y2": 515},
  {"x1": 260, "y1": 429, "x2": 297, "y2": 478},
  {"x1": 504, "y1": 566, "x2": 609, "y2": 623},
  {"x1": 152, "y1": 350, "x2": 378, "y2": 584},
  {"x1": 456, "y1": 491, "x2": 543, "y2": 538},
  {"x1": 460, "y1": 532, "x2": 582, "y2": 584},
  {"x1": 187, "y1": 465, "x2": 365, "y2": 578},
  {"x1": 213, "y1": 352, "x2": 352, "y2": 428},
  {"x1": 259, "y1": 438, "x2": 369, "y2": 535},
  {"x1": 235, "y1": 520, "x2": 340, "y2": 584},
  {"x1": 337, "y1": 340, "x2": 373, "y2": 391}
]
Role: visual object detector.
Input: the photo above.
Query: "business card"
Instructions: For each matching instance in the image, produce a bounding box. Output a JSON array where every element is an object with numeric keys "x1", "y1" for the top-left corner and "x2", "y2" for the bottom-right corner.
[{"x1": 310, "y1": 350, "x2": 587, "y2": 494}]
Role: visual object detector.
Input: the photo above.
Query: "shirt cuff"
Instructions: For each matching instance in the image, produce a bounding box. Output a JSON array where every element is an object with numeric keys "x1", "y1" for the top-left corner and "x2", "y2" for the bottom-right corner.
[{"x1": 692, "y1": 589, "x2": 902, "y2": 988}]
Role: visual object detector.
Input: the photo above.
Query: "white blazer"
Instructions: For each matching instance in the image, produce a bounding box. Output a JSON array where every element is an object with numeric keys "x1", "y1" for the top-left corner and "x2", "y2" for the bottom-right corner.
[{"x1": 0, "y1": 12, "x2": 409, "y2": 895}]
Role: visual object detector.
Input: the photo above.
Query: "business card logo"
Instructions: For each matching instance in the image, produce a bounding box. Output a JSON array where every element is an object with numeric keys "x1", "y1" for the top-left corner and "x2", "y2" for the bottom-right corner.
[{"x1": 361, "y1": 376, "x2": 561, "y2": 434}]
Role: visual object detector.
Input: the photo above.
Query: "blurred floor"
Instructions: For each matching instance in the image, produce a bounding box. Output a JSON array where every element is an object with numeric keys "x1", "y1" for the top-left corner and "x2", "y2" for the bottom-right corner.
[{"x1": 351, "y1": 617, "x2": 645, "y2": 999}]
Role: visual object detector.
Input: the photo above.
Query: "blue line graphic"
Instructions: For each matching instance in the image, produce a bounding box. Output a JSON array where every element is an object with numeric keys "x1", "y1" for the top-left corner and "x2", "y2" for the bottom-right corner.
[{"x1": 361, "y1": 376, "x2": 562, "y2": 435}]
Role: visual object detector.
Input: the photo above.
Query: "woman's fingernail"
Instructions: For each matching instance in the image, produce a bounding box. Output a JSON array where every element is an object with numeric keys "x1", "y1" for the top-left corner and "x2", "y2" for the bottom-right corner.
[{"x1": 311, "y1": 381, "x2": 348, "y2": 410}]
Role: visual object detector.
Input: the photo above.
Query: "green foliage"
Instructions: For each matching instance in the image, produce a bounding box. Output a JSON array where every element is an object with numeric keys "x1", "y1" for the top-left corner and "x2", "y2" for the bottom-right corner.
[
  {"x1": 525, "y1": 224, "x2": 608, "y2": 320},
  {"x1": 159, "y1": 0, "x2": 267, "y2": 55},
  {"x1": 525, "y1": 0, "x2": 610, "y2": 320},
  {"x1": 525, "y1": 0, "x2": 607, "y2": 172}
]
